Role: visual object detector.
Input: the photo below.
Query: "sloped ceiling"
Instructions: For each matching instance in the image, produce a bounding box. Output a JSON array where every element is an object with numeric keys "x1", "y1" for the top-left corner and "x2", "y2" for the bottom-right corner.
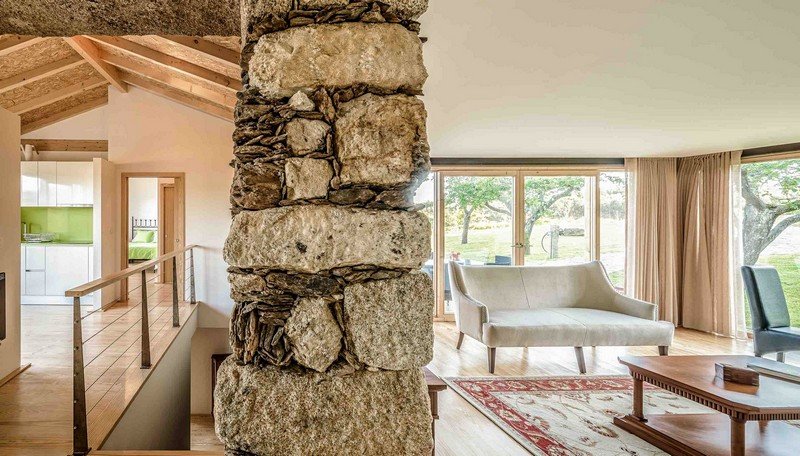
[{"x1": 0, "y1": 34, "x2": 239, "y2": 133}]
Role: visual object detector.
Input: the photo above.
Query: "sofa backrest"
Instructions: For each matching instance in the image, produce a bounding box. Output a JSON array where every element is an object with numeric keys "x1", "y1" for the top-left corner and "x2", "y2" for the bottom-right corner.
[{"x1": 451, "y1": 261, "x2": 615, "y2": 310}]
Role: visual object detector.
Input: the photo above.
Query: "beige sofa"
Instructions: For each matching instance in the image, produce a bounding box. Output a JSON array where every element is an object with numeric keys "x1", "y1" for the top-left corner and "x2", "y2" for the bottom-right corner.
[{"x1": 449, "y1": 261, "x2": 674, "y2": 373}]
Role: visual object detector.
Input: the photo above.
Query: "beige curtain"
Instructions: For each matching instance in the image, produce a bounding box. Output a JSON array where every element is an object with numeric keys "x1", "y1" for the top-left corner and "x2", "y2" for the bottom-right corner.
[
  {"x1": 628, "y1": 152, "x2": 738, "y2": 336},
  {"x1": 626, "y1": 157, "x2": 681, "y2": 324},
  {"x1": 678, "y1": 152, "x2": 732, "y2": 335}
]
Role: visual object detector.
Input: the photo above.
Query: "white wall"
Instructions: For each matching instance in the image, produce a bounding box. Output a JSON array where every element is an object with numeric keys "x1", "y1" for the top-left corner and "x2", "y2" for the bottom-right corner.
[
  {"x1": 0, "y1": 108, "x2": 21, "y2": 380},
  {"x1": 94, "y1": 158, "x2": 119, "y2": 308},
  {"x1": 128, "y1": 178, "x2": 158, "y2": 225},
  {"x1": 108, "y1": 88, "x2": 234, "y2": 328}
]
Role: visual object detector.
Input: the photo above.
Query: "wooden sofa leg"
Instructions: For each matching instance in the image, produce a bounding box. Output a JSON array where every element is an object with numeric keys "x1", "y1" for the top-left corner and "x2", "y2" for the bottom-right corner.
[
  {"x1": 456, "y1": 332, "x2": 464, "y2": 350},
  {"x1": 777, "y1": 352, "x2": 786, "y2": 363},
  {"x1": 574, "y1": 347, "x2": 586, "y2": 374},
  {"x1": 488, "y1": 347, "x2": 496, "y2": 374},
  {"x1": 658, "y1": 346, "x2": 669, "y2": 356}
]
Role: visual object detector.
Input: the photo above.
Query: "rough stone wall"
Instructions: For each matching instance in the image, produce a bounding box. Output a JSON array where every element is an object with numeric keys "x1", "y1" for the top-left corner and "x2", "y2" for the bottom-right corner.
[{"x1": 216, "y1": 1, "x2": 433, "y2": 454}]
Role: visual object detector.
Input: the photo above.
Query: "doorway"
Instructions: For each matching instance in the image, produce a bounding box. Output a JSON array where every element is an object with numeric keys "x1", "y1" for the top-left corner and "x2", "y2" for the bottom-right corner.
[{"x1": 120, "y1": 173, "x2": 185, "y2": 299}]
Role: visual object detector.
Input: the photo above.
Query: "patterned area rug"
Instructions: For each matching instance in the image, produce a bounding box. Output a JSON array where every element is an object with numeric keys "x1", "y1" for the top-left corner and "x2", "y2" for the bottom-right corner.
[{"x1": 444, "y1": 375, "x2": 712, "y2": 456}]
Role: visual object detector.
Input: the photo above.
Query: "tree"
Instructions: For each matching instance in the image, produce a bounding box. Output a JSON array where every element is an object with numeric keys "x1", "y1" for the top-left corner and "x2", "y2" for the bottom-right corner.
[
  {"x1": 741, "y1": 160, "x2": 800, "y2": 265},
  {"x1": 485, "y1": 177, "x2": 585, "y2": 254},
  {"x1": 444, "y1": 177, "x2": 507, "y2": 244}
]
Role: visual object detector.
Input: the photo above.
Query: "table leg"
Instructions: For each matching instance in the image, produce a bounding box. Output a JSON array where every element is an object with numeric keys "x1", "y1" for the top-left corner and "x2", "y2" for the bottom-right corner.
[
  {"x1": 632, "y1": 378, "x2": 645, "y2": 421},
  {"x1": 731, "y1": 418, "x2": 745, "y2": 456}
]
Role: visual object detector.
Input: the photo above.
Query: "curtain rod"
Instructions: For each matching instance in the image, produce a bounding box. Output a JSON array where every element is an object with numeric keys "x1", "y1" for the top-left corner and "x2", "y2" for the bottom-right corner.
[
  {"x1": 741, "y1": 142, "x2": 800, "y2": 157},
  {"x1": 430, "y1": 157, "x2": 625, "y2": 166}
]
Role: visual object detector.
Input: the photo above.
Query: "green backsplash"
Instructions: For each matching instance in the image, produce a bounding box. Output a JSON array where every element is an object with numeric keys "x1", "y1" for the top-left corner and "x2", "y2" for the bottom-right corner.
[{"x1": 21, "y1": 207, "x2": 93, "y2": 243}]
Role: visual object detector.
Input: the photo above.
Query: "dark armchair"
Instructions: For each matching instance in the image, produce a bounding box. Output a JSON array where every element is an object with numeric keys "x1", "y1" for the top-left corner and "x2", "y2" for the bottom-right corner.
[{"x1": 741, "y1": 265, "x2": 800, "y2": 362}]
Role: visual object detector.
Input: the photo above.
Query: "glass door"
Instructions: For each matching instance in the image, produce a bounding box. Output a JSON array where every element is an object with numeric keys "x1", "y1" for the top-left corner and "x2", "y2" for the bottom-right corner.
[
  {"x1": 521, "y1": 174, "x2": 594, "y2": 265},
  {"x1": 440, "y1": 173, "x2": 515, "y2": 315}
]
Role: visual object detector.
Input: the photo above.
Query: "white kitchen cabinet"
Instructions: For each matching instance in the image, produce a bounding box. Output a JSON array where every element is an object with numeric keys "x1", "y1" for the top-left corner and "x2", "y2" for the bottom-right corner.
[
  {"x1": 21, "y1": 244, "x2": 93, "y2": 304},
  {"x1": 23, "y1": 245, "x2": 46, "y2": 296},
  {"x1": 21, "y1": 162, "x2": 38, "y2": 206},
  {"x1": 25, "y1": 245, "x2": 46, "y2": 270},
  {"x1": 37, "y1": 162, "x2": 58, "y2": 206},
  {"x1": 45, "y1": 246, "x2": 90, "y2": 296},
  {"x1": 19, "y1": 161, "x2": 94, "y2": 207},
  {"x1": 56, "y1": 162, "x2": 93, "y2": 206},
  {"x1": 25, "y1": 271, "x2": 46, "y2": 296}
]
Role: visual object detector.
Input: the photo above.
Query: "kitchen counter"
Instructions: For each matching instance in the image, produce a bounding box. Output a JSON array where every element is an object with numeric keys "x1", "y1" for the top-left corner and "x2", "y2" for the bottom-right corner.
[{"x1": 22, "y1": 241, "x2": 93, "y2": 246}]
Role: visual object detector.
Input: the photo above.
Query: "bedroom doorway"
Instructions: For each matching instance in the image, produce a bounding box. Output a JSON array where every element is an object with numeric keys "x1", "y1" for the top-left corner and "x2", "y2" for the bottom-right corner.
[{"x1": 120, "y1": 173, "x2": 185, "y2": 299}]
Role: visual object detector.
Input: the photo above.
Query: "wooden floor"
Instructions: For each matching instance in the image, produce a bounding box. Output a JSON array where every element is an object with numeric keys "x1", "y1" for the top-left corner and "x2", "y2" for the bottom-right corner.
[
  {"x1": 0, "y1": 272, "x2": 197, "y2": 456},
  {"x1": 187, "y1": 323, "x2": 798, "y2": 455}
]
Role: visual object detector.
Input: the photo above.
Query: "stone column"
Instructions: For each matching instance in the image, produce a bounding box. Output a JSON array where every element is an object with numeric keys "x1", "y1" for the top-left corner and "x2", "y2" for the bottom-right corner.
[{"x1": 216, "y1": 1, "x2": 433, "y2": 455}]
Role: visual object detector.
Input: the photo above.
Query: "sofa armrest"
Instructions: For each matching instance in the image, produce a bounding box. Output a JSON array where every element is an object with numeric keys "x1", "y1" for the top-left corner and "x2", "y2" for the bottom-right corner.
[
  {"x1": 612, "y1": 294, "x2": 657, "y2": 321},
  {"x1": 456, "y1": 294, "x2": 488, "y2": 342}
]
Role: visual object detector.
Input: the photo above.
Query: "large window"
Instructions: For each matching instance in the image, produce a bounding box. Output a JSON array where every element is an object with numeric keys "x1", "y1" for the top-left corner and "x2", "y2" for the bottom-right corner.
[
  {"x1": 429, "y1": 167, "x2": 627, "y2": 320},
  {"x1": 442, "y1": 175, "x2": 513, "y2": 313},
  {"x1": 523, "y1": 175, "x2": 592, "y2": 265},
  {"x1": 739, "y1": 158, "x2": 800, "y2": 325},
  {"x1": 599, "y1": 171, "x2": 627, "y2": 288}
]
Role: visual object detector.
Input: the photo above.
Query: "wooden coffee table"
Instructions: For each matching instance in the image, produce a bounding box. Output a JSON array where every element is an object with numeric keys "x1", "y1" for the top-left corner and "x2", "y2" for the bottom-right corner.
[{"x1": 614, "y1": 355, "x2": 800, "y2": 456}]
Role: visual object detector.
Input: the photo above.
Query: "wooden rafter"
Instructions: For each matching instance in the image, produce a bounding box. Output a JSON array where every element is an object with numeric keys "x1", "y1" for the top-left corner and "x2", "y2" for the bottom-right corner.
[
  {"x1": 64, "y1": 36, "x2": 128, "y2": 93},
  {"x1": 120, "y1": 71, "x2": 233, "y2": 122},
  {"x1": 9, "y1": 76, "x2": 108, "y2": 114},
  {"x1": 0, "y1": 36, "x2": 45, "y2": 56},
  {"x1": 21, "y1": 139, "x2": 108, "y2": 152},
  {"x1": 22, "y1": 96, "x2": 108, "y2": 134},
  {"x1": 99, "y1": 50, "x2": 236, "y2": 108},
  {"x1": 87, "y1": 35, "x2": 242, "y2": 92},
  {"x1": 0, "y1": 55, "x2": 85, "y2": 93},
  {"x1": 160, "y1": 35, "x2": 240, "y2": 68}
]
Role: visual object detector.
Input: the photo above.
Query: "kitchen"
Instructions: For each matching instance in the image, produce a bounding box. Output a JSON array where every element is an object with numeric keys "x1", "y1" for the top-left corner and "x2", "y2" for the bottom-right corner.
[{"x1": 20, "y1": 151, "x2": 112, "y2": 307}]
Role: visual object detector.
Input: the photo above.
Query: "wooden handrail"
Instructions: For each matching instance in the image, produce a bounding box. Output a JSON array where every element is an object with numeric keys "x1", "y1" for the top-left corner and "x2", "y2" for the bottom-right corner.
[{"x1": 66, "y1": 244, "x2": 198, "y2": 297}]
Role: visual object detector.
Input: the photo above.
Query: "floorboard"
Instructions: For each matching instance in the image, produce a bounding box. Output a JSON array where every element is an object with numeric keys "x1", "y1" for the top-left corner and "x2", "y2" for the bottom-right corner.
[
  {"x1": 188, "y1": 322, "x2": 797, "y2": 454},
  {"x1": 0, "y1": 271, "x2": 197, "y2": 455}
]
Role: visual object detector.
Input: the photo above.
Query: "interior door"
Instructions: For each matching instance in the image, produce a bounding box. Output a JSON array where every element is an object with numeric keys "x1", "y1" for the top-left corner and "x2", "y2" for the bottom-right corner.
[{"x1": 160, "y1": 184, "x2": 176, "y2": 283}]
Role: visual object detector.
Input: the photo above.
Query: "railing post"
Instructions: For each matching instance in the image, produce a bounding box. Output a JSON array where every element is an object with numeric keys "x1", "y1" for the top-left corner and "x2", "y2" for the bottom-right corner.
[
  {"x1": 141, "y1": 270, "x2": 151, "y2": 369},
  {"x1": 172, "y1": 256, "x2": 179, "y2": 327},
  {"x1": 72, "y1": 296, "x2": 90, "y2": 455},
  {"x1": 189, "y1": 249, "x2": 196, "y2": 305}
]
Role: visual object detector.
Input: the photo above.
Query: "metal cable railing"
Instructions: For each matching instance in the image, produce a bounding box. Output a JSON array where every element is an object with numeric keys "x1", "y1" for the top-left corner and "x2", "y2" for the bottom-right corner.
[{"x1": 65, "y1": 245, "x2": 198, "y2": 456}]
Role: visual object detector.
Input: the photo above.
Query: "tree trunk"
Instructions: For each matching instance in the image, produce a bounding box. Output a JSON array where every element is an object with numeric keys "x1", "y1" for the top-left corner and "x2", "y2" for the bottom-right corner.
[
  {"x1": 524, "y1": 221, "x2": 535, "y2": 255},
  {"x1": 461, "y1": 207, "x2": 473, "y2": 244},
  {"x1": 742, "y1": 203, "x2": 777, "y2": 265}
]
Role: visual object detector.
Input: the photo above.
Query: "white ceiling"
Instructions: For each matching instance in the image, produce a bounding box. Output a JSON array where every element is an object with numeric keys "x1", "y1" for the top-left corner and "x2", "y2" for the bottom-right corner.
[{"x1": 421, "y1": 0, "x2": 800, "y2": 158}]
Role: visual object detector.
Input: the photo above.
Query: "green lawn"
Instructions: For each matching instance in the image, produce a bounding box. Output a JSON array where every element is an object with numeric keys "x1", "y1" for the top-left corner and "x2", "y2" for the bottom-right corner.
[{"x1": 443, "y1": 219, "x2": 626, "y2": 286}]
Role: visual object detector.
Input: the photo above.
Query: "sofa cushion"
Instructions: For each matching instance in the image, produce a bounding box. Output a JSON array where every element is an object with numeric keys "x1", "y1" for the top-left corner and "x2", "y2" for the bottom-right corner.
[
  {"x1": 482, "y1": 309, "x2": 587, "y2": 347},
  {"x1": 519, "y1": 264, "x2": 588, "y2": 309},
  {"x1": 458, "y1": 265, "x2": 529, "y2": 310},
  {"x1": 482, "y1": 308, "x2": 673, "y2": 348},
  {"x1": 551, "y1": 308, "x2": 674, "y2": 347}
]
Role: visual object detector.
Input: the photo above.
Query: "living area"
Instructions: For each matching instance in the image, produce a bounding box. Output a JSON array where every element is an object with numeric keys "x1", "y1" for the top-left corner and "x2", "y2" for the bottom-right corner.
[{"x1": 1, "y1": 1, "x2": 800, "y2": 456}]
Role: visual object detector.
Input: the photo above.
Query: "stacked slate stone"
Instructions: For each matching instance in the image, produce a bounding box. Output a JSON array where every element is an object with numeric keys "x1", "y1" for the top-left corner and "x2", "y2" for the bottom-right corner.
[{"x1": 216, "y1": 1, "x2": 434, "y2": 455}]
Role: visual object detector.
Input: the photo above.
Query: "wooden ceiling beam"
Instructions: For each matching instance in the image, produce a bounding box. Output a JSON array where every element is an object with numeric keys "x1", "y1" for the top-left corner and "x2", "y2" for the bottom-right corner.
[
  {"x1": 22, "y1": 95, "x2": 108, "y2": 134},
  {"x1": 87, "y1": 36, "x2": 241, "y2": 92},
  {"x1": 21, "y1": 139, "x2": 108, "y2": 152},
  {"x1": 9, "y1": 76, "x2": 108, "y2": 114},
  {"x1": 64, "y1": 36, "x2": 128, "y2": 93},
  {"x1": 99, "y1": 50, "x2": 236, "y2": 108},
  {"x1": 120, "y1": 72, "x2": 233, "y2": 122},
  {"x1": 0, "y1": 55, "x2": 85, "y2": 94},
  {"x1": 0, "y1": 36, "x2": 46, "y2": 56},
  {"x1": 159, "y1": 36, "x2": 240, "y2": 68}
]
